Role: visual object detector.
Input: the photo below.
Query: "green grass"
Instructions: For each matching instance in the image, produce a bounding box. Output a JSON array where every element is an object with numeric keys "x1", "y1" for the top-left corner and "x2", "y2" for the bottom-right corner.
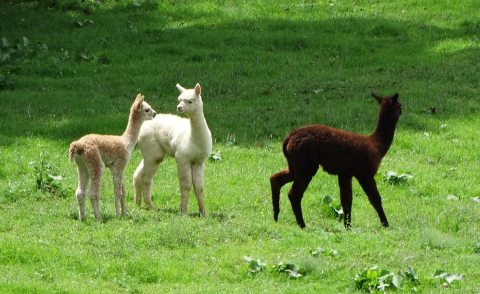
[{"x1": 1, "y1": 0, "x2": 479, "y2": 292}]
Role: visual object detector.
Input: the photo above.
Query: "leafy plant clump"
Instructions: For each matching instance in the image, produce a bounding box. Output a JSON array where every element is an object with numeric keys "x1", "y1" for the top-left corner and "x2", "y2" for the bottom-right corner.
[
  {"x1": 354, "y1": 266, "x2": 419, "y2": 292},
  {"x1": 311, "y1": 246, "x2": 338, "y2": 258},
  {"x1": 384, "y1": 171, "x2": 413, "y2": 185},
  {"x1": 243, "y1": 256, "x2": 267, "y2": 276},
  {"x1": 275, "y1": 262, "x2": 303, "y2": 279},
  {"x1": 474, "y1": 242, "x2": 480, "y2": 254},
  {"x1": 322, "y1": 195, "x2": 344, "y2": 220},
  {"x1": 433, "y1": 270, "x2": 464, "y2": 287},
  {"x1": 209, "y1": 151, "x2": 222, "y2": 162},
  {"x1": 243, "y1": 257, "x2": 304, "y2": 279},
  {"x1": 30, "y1": 155, "x2": 70, "y2": 198},
  {"x1": 1, "y1": 36, "x2": 48, "y2": 65}
]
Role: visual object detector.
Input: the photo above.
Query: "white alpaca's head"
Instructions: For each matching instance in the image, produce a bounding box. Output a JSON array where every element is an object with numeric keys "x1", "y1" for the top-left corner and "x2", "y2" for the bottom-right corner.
[
  {"x1": 176, "y1": 83, "x2": 203, "y2": 115},
  {"x1": 132, "y1": 93, "x2": 156, "y2": 121}
]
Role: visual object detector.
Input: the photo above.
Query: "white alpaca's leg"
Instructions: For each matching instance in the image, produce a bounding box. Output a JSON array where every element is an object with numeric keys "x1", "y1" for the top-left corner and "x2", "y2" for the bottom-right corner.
[
  {"x1": 86, "y1": 150, "x2": 104, "y2": 221},
  {"x1": 191, "y1": 161, "x2": 207, "y2": 216},
  {"x1": 75, "y1": 159, "x2": 90, "y2": 221},
  {"x1": 133, "y1": 157, "x2": 162, "y2": 209},
  {"x1": 111, "y1": 168, "x2": 125, "y2": 218},
  {"x1": 176, "y1": 160, "x2": 192, "y2": 214},
  {"x1": 133, "y1": 160, "x2": 145, "y2": 206}
]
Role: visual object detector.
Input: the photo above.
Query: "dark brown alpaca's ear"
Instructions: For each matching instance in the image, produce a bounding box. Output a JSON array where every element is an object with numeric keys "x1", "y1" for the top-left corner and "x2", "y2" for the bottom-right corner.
[
  {"x1": 372, "y1": 93, "x2": 382, "y2": 104},
  {"x1": 392, "y1": 93, "x2": 399, "y2": 102}
]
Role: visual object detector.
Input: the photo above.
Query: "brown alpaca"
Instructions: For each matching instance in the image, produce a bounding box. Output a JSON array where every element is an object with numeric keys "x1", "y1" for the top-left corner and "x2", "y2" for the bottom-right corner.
[
  {"x1": 270, "y1": 93, "x2": 402, "y2": 229},
  {"x1": 69, "y1": 94, "x2": 156, "y2": 221}
]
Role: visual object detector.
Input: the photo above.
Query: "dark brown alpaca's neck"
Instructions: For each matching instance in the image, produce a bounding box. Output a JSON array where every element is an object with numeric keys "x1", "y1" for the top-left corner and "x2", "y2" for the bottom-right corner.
[{"x1": 371, "y1": 111, "x2": 397, "y2": 156}]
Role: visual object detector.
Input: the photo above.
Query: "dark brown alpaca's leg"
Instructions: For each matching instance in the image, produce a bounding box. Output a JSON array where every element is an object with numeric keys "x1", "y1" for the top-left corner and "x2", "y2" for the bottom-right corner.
[
  {"x1": 357, "y1": 176, "x2": 389, "y2": 227},
  {"x1": 338, "y1": 175, "x2": 353, "y2": 229},
  {"x1": 270, "y1": 169, "x2": 294, "y2": 222},
  {"x1": 288, "y1": 176, "x2": 313, "y2": 228}
]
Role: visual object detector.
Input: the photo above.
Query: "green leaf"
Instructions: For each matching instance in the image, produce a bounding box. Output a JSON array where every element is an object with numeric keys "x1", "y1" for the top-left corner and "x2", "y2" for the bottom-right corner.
[
  {"x1": 392, "y1": 274, "x2": 405, "y2": 289},
  {"x1": 22, "y1": 36, "x2": 30, "y2": 48},
  {"x1": 444, "y1": 273, "x2": 463, "y2": 285},
  {"x1": 1, "y1": 37, "x2": 9, "y2": 48},
  {"x1": 311, "y1": 247, "x2": 325, "y2": 257},
  {"x1": 474, "y1": 242, "x2": 480, "y2": 254},
  {"x1": 209, "y1": 151, "x2": 222, "y2": 162},
  {"x1": 433, "y1": 269, "x2": 447, "y2": 279},
  {"x1": 322, "y1": 195, "x2": 333, "y2": 205},
  {"x1": 285, "y1": 269, "x2": 302, "y2": 279},
  {"x1": 47, "y1": 174, "x2": 64, "y2": 181},
  {"x1": 78, "y1": 52, "x2": 90, "y2": 60}
]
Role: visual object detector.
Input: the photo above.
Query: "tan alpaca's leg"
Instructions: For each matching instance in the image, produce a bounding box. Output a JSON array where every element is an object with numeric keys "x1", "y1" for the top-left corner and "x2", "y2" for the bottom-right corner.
[
  {"x1": 85, "y1": 150, "x2": 104, "y2": 221},
  {"x1": 176, "y1": 160, "x2": 192, "y2": 214},
  {"x1": 191, "y1": 161, "x2": 207, "y2": 216},
  {"x1": 112, "y1": 168, "x2": 125, "y2": 218},
  {"x1": 121, "y1": 181, "x2": 126, "y2": 217},
  {"x1": 133, "y1": 157, "x2": 162, "y2": 209},
  {"x1": 75, "y1": 159, "x2": 90, "y2": 221}
]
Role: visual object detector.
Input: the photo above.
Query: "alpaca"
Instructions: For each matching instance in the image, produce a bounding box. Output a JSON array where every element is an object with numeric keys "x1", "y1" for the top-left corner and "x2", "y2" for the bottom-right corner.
[
  {"x1": 133, "y1": 83, "x2": 212, "y2": 216},
  {"x1": 270, "y1": 93, "x2": 402, "y2": 229},
  {"x1": 69, "y1": 94, "x2": 156, "y2": 221}
]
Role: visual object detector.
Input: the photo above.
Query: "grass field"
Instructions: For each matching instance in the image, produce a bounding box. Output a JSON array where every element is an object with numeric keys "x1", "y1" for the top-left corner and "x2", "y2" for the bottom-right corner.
[{"x1": 1, "y1": 0, "x2": 479, "y2": 292}]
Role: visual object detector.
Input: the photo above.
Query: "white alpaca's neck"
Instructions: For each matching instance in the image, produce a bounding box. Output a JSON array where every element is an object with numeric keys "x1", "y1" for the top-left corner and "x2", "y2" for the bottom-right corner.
[{"x1": 188, "y1": 108, "x2": 210, "y2": 145}]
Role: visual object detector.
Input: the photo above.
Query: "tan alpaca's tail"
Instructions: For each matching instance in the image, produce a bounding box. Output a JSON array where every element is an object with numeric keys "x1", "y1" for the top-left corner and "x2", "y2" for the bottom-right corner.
[{"x1": 69, "y1": 142, "x2": 84, "y2": 161}]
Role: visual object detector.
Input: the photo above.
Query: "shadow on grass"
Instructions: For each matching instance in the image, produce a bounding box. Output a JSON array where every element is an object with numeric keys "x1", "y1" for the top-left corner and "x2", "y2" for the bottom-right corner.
[{"x1": 0, "y1": 1, "x2": 479, "y2": 147}]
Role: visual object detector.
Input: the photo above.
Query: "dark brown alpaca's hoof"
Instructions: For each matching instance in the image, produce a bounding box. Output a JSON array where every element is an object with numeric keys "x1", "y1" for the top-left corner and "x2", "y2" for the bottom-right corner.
[
  {"x1": 274, "y1": 212, "x2": 279, "y2": 222},
  {"x1": 382, "y1": 221, "x2": 390, "y2": 228},
  {"x1": 298, "y1": 222, "x2": 306, "y2": 229}
]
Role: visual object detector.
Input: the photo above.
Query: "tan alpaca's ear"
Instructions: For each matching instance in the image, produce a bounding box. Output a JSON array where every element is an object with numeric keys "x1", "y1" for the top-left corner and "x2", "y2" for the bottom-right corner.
[
  {"x1": 134, "y1": 93, "x2": 144, "y2": 111},
  {"x1": 194, "y1": 83, "x2": 201, "y2": 96},
  {"x1": 176, "y1": 84, "x2": 186, "y2": 93},
  {"x1": 372, "y1": 93, "x2": 382, "y2": 104}
]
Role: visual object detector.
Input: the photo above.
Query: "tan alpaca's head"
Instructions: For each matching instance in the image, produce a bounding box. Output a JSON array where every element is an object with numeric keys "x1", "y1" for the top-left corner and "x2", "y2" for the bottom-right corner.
[
  {"x1": 132, "y1": 93, "x2": 156, "y2": 120},
  {"x1": 176, "y1": 83, "x2": 203, "y2": 115}
]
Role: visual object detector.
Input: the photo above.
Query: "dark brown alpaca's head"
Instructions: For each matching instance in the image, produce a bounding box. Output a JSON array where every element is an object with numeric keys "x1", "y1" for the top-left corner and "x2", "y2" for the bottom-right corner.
[{"x1": 372, "y1": 93, "x2": 402, "y2": 123}]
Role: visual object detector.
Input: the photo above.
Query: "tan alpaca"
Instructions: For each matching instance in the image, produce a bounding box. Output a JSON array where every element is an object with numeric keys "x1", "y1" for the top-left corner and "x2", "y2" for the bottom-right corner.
[{"x1": 69, "y1": 94, "x2": 156, "y2": 221}]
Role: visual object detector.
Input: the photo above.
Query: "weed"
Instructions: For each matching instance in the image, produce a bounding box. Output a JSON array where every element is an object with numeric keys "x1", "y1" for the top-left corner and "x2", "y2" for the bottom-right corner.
[
  {"x1": 384, "y1": 171, "x2": 413, "y2": 185},
  {"x1": 433, "y1": 270, "x2": 464, "y2": 287},
  {"x1": 30, "y1": 154, "x2": 70, "y2": 198},
  {"x1": 354, "y1": 266, "x2": 420, "y2": 292},
  {"x1": 322, "y1": 195, "x2": 344, "y2": 220},
  {"x1": 243, "y1": 256, "x2": 267, "y2": 276}
]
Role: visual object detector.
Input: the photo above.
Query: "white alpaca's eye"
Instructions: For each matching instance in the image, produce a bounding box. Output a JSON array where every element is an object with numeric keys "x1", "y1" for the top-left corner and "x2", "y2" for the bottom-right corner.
[
  {"x1": 187, "y1": 101, "x2": 193, "y2": 104},
  {"x1": 145, "y1": 109, "x2": 150, "y2": 113}
]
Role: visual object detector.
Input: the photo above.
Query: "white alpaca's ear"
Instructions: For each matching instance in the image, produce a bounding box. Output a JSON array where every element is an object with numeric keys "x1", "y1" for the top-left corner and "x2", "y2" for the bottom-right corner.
[
  {"x1": 194, "y1": 83, "x2": 201, "y2": 96},
  {"x1": 176, "y1": 84, "x2": 186, "y2": 93}
]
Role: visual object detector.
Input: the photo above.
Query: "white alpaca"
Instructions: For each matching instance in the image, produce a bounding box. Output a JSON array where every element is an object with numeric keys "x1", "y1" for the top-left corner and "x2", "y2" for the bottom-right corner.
[
  {"x1": 133, "y1": 83, "x2": 212, "y2": 216},
  {"x1": 69, "y1": 94, "x2": 156, "y2": 221}
]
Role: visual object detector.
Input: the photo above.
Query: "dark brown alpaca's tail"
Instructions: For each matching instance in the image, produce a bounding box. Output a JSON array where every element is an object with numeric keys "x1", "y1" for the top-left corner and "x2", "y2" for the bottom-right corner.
[{"x1": 69, "y1": 141, "x2": 84, "y2": 161}]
